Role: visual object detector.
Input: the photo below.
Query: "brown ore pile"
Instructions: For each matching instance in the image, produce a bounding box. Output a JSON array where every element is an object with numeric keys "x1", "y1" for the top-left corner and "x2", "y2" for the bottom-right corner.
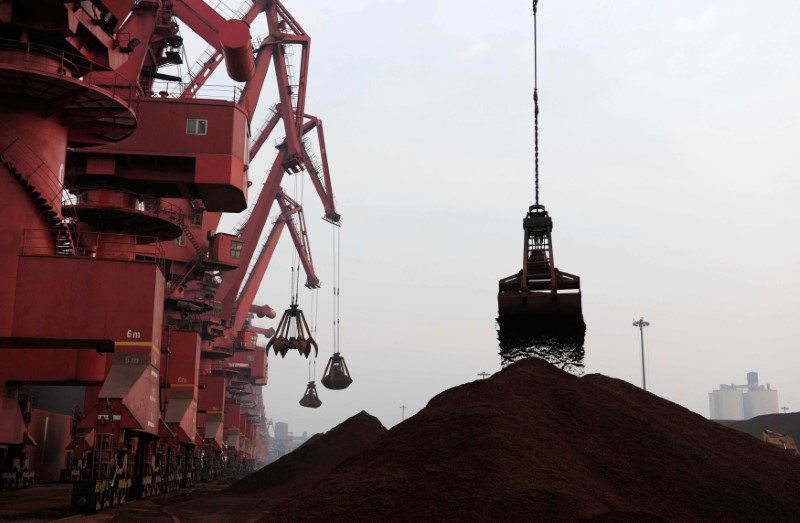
[
  {"x1": 266, "y1": 357, "x2": 800, "y2": 522},
  {"x1": 719, "y1": 412, "x2": 800, "y2": 445},
  {"x1": 225, "y1": 410, "x2": 386, "y2": 499}
]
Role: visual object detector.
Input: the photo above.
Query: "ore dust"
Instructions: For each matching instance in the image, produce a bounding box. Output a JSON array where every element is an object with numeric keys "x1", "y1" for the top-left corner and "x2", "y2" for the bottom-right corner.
[{"x1": 497, "y1": 317, "x2": 586, "y2": 373}]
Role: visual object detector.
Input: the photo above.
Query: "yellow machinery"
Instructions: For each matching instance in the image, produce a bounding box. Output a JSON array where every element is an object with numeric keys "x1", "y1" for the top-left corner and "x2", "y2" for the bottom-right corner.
[{"x1": 762, "y1": 429, "x2": 799, "y2": 455}]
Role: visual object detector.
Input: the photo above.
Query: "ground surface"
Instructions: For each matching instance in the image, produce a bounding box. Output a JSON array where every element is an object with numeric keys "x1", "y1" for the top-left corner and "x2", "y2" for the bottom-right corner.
[
  {"x1": 0, "y1": 483, "x2": 76, "y2": 522},
  {"x1": 0, "y1": 480, "x2": 270, "y2": 523}
]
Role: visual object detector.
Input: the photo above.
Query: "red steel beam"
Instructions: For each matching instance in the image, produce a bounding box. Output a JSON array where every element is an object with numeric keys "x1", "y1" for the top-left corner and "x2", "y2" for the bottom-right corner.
[
  {"x1": 228, "y1": 202, "x2": 288, "y2": 336},
  {"x1": 237, "y1": 44, "x2": 275, "y2": 120},
  {"x1": 265, "y1": 1, "x2": 303, "y2": 169},
  {"x1": 302, "y1": 116, "x2": 340, "y2": 223},
  {"x1": 171, "y1": 0, "x2": 227, "y2": 48},
  {"x1": 178, "y1": 0, "x2": 268, "y2": 97},
  {"x1": 278, "y1": 191, "x2": 319, "y2": 288},
  {"x1": 216, "y1": 149, "x2": 287, "y2": 320},
  {"x1": 248, "y1": 106, "x2": 281, "y2": 160}
]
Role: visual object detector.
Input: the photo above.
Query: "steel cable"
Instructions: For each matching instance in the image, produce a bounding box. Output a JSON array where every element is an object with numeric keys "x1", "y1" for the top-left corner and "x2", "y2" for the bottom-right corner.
[{"x1": 533, "y1": 0, "x2": 540, "y2": 207}]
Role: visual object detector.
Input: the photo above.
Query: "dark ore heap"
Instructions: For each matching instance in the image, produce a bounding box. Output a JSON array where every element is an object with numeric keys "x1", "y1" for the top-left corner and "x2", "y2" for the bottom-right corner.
[
  {"x1": 720, "y1": 411, "x2": 800, "y2": 446},
  {"x1": 226, "y1": 410, "x2": 386, "y2": 498},
  {"x1": 267, "y1": 357, "x2": 800, "y2": 522}
]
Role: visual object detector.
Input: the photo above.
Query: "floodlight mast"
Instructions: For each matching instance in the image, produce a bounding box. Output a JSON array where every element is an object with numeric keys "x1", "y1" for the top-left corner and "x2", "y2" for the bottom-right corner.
[{"x1": 632, "y1": 317, "x2": 650, "y2": 390}]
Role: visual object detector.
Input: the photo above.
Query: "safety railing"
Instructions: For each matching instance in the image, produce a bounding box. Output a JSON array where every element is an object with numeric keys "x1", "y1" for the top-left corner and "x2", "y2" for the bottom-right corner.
[
  {"x1": 141, "y1": 196, "x2": 185, "y2": 223},
  {"x1": 250, "y1": 103, "x2": 279, "y2": 151},
  {"x1": 21, "y1": 229, "x2": 165, "y2": 271},
  {"x1": 183, "y1": 45, "x2": 221, "y2": 89},
  {"x1": 206, "y1": 0, "x2": 253, "y2": 20},
  {"x1": 148, "y1": 81, "x2": 243, "y2": 102},
  {"x1": 65, "y1": 188, "x2": 185, "y2": 224},
  {"x1": 0, "y1": 38, "x2": 140, "y2": 101},
  {"x1": 282, "y1": 44, "x2": 299, "y2": 107},
  {"x1": 0, "y1": 132, "x2": 67, "y2": 209},
  {"x1": 0, "y1": 120, "x2": 79, "y2": 252},
  {"x1": 301, "y1": 137, "x2": 325, "y2": 192}
]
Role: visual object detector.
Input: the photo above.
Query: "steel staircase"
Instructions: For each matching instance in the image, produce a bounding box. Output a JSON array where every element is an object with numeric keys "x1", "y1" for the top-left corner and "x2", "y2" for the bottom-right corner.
[{"x1": 0, "y1": 139, "x2": 75, "y2": 256}]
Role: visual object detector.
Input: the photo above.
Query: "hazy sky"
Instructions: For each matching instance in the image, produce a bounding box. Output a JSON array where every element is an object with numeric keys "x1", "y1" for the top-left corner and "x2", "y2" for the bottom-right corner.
[{"x1": 187, "y1": 0, "x2": 800, "y2": 436}]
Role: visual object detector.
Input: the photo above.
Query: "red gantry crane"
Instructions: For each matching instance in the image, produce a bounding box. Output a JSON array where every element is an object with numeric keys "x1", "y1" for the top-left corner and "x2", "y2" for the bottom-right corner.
[{"x1": 0, "y1": 0, "x2": 340, "y2": 510}]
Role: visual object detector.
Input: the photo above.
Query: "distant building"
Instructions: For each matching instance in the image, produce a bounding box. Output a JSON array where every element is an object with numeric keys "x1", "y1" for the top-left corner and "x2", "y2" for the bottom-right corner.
[
  {"x1": 709, "y1": 372, "x2": 779, "y2": 420},
  {"x1": 274, "y1": 421, "x2": 289, "y2": 439},
  {"x1": 267, "y1": 422, "x2": 312, "y2": 462}
]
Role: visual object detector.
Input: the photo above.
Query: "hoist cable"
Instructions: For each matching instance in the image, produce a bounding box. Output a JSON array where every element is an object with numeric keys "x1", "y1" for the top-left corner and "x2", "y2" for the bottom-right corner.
[
  {"x1": 289, "y1": 265, "x2": 296, "y2": 305},
  {"x1": 294, "y1": 176, "x2": 301, "y2": 304},
  {"x1": 298, "y1": 175, "x2": 305, "y2": 303},
  {"x1": 331, "y1": 224, "x2": 336, "y2": 354},
  {"x1": 317, "y1": 291, "x2": 321, "y2": 341},
  {"x1": 331, "y1": 224, "x2": 341, "y2": 354},
  {"x1": 336, "y1": 225, "x2": 341, "y2": 353},
  {"x1": 289, "y1": 175, "x2": 298, "y2": 306},
  {"x1": 533, "y1": 0, "x2": 540, "y2": 207},
  {"x1": 289, "y1": 175, "x2": 304, "y2": 306},
  {"x1": 309, "y1": 288, "x2": 318, "y2": 338}
]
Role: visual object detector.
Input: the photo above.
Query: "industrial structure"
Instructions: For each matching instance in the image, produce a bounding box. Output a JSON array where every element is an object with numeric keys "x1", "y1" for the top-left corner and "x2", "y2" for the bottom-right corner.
[
  {"x1": 268, "y1": 421, "x2": 310, "y2": 460},
  {"x1": 709, "y1": 372, "x2": 779, "y2": 421},
  {"x1": 0, "y1": 0, "x2": 343, "y2": 511},
  {"x1": 497, "y1": 1, "x2": 584, "y2": 344}
]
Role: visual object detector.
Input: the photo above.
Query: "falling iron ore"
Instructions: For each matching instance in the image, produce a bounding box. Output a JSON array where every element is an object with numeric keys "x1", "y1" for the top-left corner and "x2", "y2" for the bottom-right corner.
[{"x1": 497, "y1": 315, "x2": 586, "y2": 373}]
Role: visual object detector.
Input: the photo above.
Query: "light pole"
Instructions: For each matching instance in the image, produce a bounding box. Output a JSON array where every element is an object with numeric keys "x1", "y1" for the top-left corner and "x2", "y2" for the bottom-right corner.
[
  {"x1": 632, "y1": 317, "x2": 650, "y2": 390},
  {"x1": 400, "y1": 405, "x2": 407, "y2": 421}
]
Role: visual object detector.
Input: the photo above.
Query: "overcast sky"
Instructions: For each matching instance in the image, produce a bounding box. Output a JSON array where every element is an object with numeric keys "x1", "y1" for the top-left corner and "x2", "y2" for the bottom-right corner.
[{"x1": 190, "y1": 0, "x2": 800, "y2": 436}]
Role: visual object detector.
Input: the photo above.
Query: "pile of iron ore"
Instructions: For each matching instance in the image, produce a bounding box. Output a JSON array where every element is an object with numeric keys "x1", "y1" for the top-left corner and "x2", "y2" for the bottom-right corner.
[
  {"x1": 719, "y1": 412, "x2": 800, "y2": 446},
  {"x1": 263, "y1": 357, "x2": 800, "y2": 522},
  {"x1": 225, "y1": 410, "x2": 386, "y2": 500}
]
